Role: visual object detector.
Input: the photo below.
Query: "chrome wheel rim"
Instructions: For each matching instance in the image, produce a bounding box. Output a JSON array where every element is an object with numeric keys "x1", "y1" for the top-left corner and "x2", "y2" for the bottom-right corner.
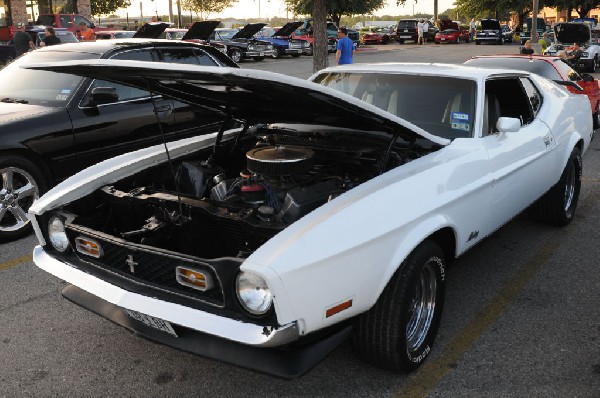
[
  {"x1": 406, "y1": 261, "x2": 437, "y2": 352},
  {"x1": 563, "y1": 160, "x2": 576, "y2": 212},
  {"x1": 230, "y1": 50, "x2": 241, "y2": 63},
  {"x1": 0, "y1": 167, "x2": 39, "y2": 232}
]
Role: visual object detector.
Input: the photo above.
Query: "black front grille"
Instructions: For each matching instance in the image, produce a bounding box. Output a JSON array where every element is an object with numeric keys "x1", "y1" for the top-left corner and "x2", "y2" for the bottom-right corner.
[{"x1": 67, "y1": 229, "x2": 224, "y2": 306}]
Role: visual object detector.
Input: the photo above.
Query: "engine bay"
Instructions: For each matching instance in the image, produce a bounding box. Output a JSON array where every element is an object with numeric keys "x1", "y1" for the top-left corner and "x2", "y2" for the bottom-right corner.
[{"x1": 65, "y1": 124, "x2": 438, "y2": 260}]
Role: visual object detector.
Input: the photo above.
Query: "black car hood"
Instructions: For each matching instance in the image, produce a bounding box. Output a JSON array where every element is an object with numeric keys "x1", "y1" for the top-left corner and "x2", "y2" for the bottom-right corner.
[
  {"x1": 182, "y1": 21, "x2": 220, "y2": 41},
  {"x1": 23, "y1": 59, "x2": 445, "y2": 145},
  {"x1": 0, "y1": 102, "x2": 53, "y2": 121},
  {"x1": 555, "y1": 23, "x2": 590, "y2": 44},
  {"x1": 233, "y1": 23, "x2": 266, "y2": 39},
  {"x1": 273, "y1": 22, "x2": 303, "y2": 37},
  {"x1": 133, "y1": 22, "x2": 171, "y2": 38},
  {"x1": 480, "y1": 19, "x2": 501, "y2": 31}
]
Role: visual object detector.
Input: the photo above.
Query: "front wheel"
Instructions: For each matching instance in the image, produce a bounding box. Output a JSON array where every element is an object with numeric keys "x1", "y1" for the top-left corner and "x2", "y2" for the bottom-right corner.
[
  {"x1": 353, "y1": 240, "x2": 446, "y2": 373},
  {"x1": 529, "y1": 147, "x2": 582, "y2": 226},
  {"x1": 228, "y1": 48, "x2": 242, "y2": 63},
  {"x1": 272, "y1": 47, "x2": 284, "y2": 59},
  {"x1": 0, "y1": 156, "x2": 49, "y2": 242}
]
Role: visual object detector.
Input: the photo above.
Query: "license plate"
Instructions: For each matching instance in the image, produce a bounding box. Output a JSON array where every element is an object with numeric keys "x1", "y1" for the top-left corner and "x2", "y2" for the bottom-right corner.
[
  {"x1": 260, "y1": 52, "x2": 264, "y2": 56},
  {"x1": 123, "y1": 308, "x2": 178, "y2": 337},
  {"x1": 441, "y1": 38, "x2": 446, "y2": 41},
  {"x1": 403, "y1": 29, "x2": 408, "y2": 32}
]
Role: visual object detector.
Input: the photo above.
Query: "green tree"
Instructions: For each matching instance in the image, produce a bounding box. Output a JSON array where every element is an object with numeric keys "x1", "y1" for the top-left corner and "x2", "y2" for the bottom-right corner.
[
  {"x1": 286, "y1": 0, "x2": 386, "y2": 26},
  {"x1": 91, "y1": 0, "x2": 131, "y2": 16},
  {"x1": 180, "y1": 0, "x2": 237, "y2": 20}
]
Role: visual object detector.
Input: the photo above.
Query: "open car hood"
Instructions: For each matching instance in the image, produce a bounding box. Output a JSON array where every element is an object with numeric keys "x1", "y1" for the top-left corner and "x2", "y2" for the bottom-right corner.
[
  {"x1": 555, "y1": 23, "x2": 591, "y2": 44},
  {"x1": 132, "y1": 22, "x2": 171, "y2": 38},
  {"x1": 182, "y1": 20, "x2": 220, "y2": 41},
  {"x1": 232, "y1": 23, "x2": 267, "y2": 39},
  {"x1": 273, "y1": 21, "x2": 303, "y2": 37},
  {"x1": 480, "y1": 19, "x2": 501, "y2": 31},
  {"x1": 23, "y1": 60, "x2": 449, "y2": 146},
  {"x1": 440, "y1": 19, "x2": 458, "y2": 31}
]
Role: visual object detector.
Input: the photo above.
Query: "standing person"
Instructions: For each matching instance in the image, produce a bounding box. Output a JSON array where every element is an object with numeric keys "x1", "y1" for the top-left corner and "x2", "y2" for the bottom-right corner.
[
  {"x1": 336, "y1": 27, "x2": 355, "y2": 65},
  {"x1": 422, "y1": 19, "x2": 429, "y2": 44},
  {"x1": 77, "y1": 21, "x2": 95, "y2": 41},
  {"x1": 520, "y1": 40, "x2": 535, "y2": 54},
  {"x1": 417, "y1": 19, "x2": 424, "y2": 45},
  {"x1": 13, "y1": 22, "x2": 34, "y2": 57},
  {"x1": 538, "y1": 32, "x2": 548, "y2": 54},
  {"x1": 469, "y1": 18, "x2": 477, "y2": 41},
  {"x1": 40, "y1": 26, "x2": 61, "y2": 47}
]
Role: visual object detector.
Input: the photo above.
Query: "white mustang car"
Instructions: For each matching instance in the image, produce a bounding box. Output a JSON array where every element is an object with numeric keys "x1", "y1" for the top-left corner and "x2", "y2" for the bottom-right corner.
[{"x1": 27, "y1": 61, "x2": 592, "y2": 378}]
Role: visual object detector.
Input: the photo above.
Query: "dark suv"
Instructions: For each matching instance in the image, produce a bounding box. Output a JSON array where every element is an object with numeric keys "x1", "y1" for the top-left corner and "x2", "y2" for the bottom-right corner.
[
  {"x1": 396, "y1": 19, "x2": 438, "y2": 43},
  {"x1": 0, "y1": 39, "x2": 237, "y2": 241}
]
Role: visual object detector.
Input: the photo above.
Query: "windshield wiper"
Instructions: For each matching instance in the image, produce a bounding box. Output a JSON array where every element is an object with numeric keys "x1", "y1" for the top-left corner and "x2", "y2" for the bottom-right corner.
[{"x1": 1, "y1": 98, "x2": 29, "y2": 104}]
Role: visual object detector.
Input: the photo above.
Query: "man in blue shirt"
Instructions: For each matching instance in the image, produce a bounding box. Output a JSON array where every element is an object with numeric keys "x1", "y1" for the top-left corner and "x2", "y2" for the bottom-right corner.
[{"x1": 336, "y1": 27, "x2": 355, "y2": 65}]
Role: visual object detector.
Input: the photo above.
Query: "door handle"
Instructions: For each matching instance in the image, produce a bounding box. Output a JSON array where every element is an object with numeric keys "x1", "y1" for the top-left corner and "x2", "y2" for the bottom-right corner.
[{"x1": 153, "y1": 105, "x2": 172, "y2": 118}]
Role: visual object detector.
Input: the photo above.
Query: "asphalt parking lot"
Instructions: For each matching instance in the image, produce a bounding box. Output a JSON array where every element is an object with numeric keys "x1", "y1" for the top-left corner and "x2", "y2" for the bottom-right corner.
[{"x1": 0, "y1": 41, "x2": 599, "y2": 397}]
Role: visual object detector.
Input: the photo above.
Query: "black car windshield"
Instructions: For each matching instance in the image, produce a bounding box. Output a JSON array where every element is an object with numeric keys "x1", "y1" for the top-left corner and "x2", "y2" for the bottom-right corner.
[
  {"x1": 0, "y1": 51, "x2": 100, "y2": 106},
  {"x1": 313, "y1": 72, "x2": 477, "y2": 139},
  {"x1": 465, "y1": 57, "x2": 572, "y2": 81}
]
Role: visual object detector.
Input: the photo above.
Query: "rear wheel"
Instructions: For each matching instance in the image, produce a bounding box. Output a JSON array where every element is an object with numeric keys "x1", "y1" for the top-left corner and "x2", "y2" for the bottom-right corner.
[
  {"x1": 353, "y1": 240, "x2": 446, "y2": 372},
  {"x1": 529, "y1": 147, "x2": 582, "y2": 226},
  {"x1": 0, "y1": 156, "x2": 49, "y2": 242}
]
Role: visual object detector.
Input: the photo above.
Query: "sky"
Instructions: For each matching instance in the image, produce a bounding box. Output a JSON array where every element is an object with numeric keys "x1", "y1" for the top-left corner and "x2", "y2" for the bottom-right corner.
[{"x1": 121, "y1": 0, "x2": 456, "y2": 21}]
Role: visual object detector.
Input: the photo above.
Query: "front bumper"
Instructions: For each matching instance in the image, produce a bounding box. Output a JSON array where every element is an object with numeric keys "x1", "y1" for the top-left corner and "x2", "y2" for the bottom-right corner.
[
  {"x1": 245, "y1": 50, "x2": 275, "y2": 57},
  {"x1": 32, "y1": 245, "x2": 297, "y2": 348},
  {"x1": 60, "y1": 283, "x2": 352, "y2": 378},
  {"x1": 284, "y1": 48, "x2": 302, "y2": 55}
]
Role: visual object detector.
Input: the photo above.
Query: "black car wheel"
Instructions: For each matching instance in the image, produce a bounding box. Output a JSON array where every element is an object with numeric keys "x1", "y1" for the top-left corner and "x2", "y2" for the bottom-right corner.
[
  {"x1": 0, "y1": 156, "x2": 48, "y2": 241},
  {"x1": 228, "y1": 48, "x2": 242, "y2": 63},
  {"x1": 272, "y1": 47, "x2": 284, "y2": 59},
  {"x1": 594, "y1": 110, "x2": 600, "y2": 130},
  {"x1": 353, "y1": 240, "x2": 446, "y2": 372},
  {"x1": 529, "y1": 147, "x2": 582, "y2": 226}
]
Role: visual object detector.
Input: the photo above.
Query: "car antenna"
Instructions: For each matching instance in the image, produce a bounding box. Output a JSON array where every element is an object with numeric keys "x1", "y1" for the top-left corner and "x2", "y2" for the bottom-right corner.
[{"x1": 144, "y1": 77, "x2": 187, "y2": 224}]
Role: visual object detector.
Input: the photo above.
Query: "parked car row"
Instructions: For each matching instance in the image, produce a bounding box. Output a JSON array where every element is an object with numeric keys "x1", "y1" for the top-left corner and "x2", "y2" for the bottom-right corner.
[{"x1": 0, "y1": 26, "x2": 79, "y2": 64}]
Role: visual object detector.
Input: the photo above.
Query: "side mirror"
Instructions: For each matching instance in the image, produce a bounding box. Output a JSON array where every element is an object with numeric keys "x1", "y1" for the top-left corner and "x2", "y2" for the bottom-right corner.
[
  {"x1": 83, "y1": 87, "x2": 119, "y2": 107},
  {"x1": 496, "y1": 117, "x2": 521, "y2": 133},
  {"x1": 90, "y1": 23, "x2": 96, "y2": 29},
  {"x1": 581, "y1": 73, "x2": 595, "y2": 82}
]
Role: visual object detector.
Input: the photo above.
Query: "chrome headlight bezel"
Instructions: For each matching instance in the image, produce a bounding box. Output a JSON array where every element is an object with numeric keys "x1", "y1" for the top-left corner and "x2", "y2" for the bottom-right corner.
[
  {"x1": 236, "y1": 271, "x2": 273, "y2": 316},
  {"x1": 48, "y1": 215, "x2": 70, "y2": 252}
]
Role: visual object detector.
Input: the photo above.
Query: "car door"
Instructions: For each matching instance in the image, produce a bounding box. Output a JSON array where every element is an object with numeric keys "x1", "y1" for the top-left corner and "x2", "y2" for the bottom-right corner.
[
  {"x1": 481, "y1": 76, "x2": 557, "y2": 228},
  {"x1": 69, "y1": 48, "x2": 175, "y2": 169}
]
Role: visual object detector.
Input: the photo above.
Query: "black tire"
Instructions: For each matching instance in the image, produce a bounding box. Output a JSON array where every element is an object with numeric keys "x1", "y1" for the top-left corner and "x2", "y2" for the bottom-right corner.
[
  {"x1": 253, "y1": 56, "x2": 265, "y2": 61},
  {"x1": 594, "y1": 110, "x2": 600, "y2": 130},
  {"x1": 0, "y1": 155, "x2": 49, "y2": 242},
  {"x1": 589, "y1": 58, "x2": 597, "y2": 73},
  {"x1": 272, "y1": 47, "x2": 284, "y2": 59},
  {"x1": 476, "y1": 40, "x2": 481, "y2": 45},
  {"x1": 228, "y1": 48, "x2": 242, "y2": 63},
  {"x1": 529, "y1": 147, "x2": 582, "y2": 226},
  {"x1": 353, "y1": 240, "x2": 446, "y2": 373}
]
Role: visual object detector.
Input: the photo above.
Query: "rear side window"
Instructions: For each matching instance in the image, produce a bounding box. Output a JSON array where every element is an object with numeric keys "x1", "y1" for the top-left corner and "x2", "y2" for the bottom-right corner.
[
  {"x1": 398, "y1": 20, "x2": 416, "y2": 29},
  {"x1": 159, "y1": 48, "x2": 219, "y2": 66},
  {"x1": 112, "y1": 49, "x2": 158, "y2": 62},
  {"x1": 520, "y1": 77, "x2": 543, "y2": 115}
]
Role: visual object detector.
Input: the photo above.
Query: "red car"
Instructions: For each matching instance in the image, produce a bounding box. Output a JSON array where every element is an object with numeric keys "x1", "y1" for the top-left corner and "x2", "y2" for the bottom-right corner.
[
  {"x1": 465, "y1": 54, "x2": 600, "y2": 128},
  {"x1": 435, "y1": 20, "x2": 470, "y2": 44},
  {"x1": 361, "y1": 27, "x2": 391, "y2": 45}
]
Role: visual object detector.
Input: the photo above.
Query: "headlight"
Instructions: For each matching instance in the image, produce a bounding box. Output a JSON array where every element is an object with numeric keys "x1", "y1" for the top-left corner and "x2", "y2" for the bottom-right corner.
[
  {"x1": 248, "y1": 44, "x2": 255, "y2": 51},
  {"x1": 236, "y1": 271, "x2": 273, "y2": 315},
  {"x1": 583, "y1": 52, "x2": 589, "y2": 57},
  {"x1": 48, "y1": 216, "x2": 69, "y2": 252},
  {"x1": 267, "y1": 44, "x2": 273, "y2": 50}
]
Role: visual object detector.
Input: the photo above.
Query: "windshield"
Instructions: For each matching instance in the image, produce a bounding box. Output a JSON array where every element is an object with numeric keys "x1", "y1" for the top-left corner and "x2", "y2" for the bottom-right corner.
[
  {"x1": 313, "y1": 72, "x2": 477, "y2": 139},
  {"x1": 0, "y1": 50, "x2": 100, "y2": 106},
  {"x1": 215, "y1": 29, "x2": 238, "y2": 40}
]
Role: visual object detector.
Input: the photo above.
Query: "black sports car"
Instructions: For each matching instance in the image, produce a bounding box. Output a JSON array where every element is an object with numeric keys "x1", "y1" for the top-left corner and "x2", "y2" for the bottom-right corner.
[{"x1": 0, "y1": 39, "x2": 237, "y2": 241}]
